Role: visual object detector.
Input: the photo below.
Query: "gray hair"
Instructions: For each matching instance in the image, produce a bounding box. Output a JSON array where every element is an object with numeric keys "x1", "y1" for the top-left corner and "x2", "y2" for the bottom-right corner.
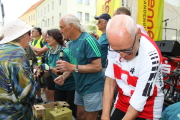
[
  {"x1": 61, "y1": 14, "x2": 86, "y2": 32},
  {"x1": 42, "y1": 27, "x2": 50, "y2": 35},
  {"x1": 107, "y1": 15, "x2": 137, "y2": 38}
]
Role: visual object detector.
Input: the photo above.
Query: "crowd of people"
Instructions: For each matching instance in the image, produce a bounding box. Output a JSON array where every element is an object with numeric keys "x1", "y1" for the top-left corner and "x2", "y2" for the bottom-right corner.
[{"x1": 0, "y1": 7, "x2": 166, "y2": 120}]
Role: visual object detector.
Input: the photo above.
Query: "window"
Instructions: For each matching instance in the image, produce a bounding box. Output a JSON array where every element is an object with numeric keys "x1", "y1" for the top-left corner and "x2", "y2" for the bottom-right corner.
[
  {"x1": 77, "y1": 12, "x2": 82, "y2": 21},
  {"x1": 52, "y1": 16, "x2": 54, "y2": 25},
  {"x1": 44, "y1": 21, "x2": 47, "y2": 27},
  {"x1": 85, "y1": 0, "x2": 89, "y2": 4},
  {"x1": 34, "y1": 14, "x2": 35, "y2": 20},
  {"x1": 59, "y1": 13, "x2": 61, "y2": 20},
  {"x1": 44, "y1": 7, "x2": 46, "y2": 14},
  {"x1": 85, "y1": 13, "x2": 89, "y2": 21},
  {"x1": 52, "y1": 1, "x2": 54, "y2": 10},
  {"x1": 41, "y1": 9, "x2": 42, "y2": 16},
  {"x1": 78, "y1": 0, "x2": 82, "y2": 3},
  {"x1": 29, "y1": 16, "x2": 30, "y2": 22},
  {"x1": 38, "y1": 11, "x2": 40, "y2": 18},
  {"x1": 48, "y1": 18, "x2": 49, "y2": 27},
  {"x1": 31, "y1": 15, "x2": 33, "y2": 21},
  {"x1": 48, "y1": 4, "x2": 49, "y2": 12},
  {"x1": 59, "y1": 0, "x2": 61, "y2": 5}
]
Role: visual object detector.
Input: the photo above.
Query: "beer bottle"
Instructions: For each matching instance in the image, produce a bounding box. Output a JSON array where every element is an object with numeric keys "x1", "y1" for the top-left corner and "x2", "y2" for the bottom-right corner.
[{"x1": 57, "y1": 50, "x2": 63, "y2": 75}]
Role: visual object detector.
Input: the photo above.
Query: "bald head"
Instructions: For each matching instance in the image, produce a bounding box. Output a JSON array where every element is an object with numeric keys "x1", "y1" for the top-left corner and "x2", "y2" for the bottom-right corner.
[
  {"x1": 107, "y1": 15, "x2": 137, "y2": 40},
  {"x1": 107, "y1": 15, "x2": 140, "y2": 60}
]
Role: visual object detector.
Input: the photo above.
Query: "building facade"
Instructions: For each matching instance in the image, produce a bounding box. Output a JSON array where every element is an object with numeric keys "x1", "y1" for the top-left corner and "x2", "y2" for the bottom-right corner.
[
  {"x1": 19, "y1": 0, "x2": 96, "y2": 33},
  {"x1": 19, "y1": 0, "x2": 44, "y2": 27},
  {"x1": 19, "y1": 0, "x2": 180, "y2": 41}
]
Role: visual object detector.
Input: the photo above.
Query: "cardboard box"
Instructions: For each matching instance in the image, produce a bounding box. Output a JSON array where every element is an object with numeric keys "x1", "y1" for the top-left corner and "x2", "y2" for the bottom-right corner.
[
  {"x1": 57, "y1": 101, "x2": 70, "y2": 107},
  {"x1": 32, "y1": 105, "x2": 45, "y2": 120},
  {"x1": 49, "y1": 107, "x2": 72, "y2": 120},
  {"x1": 42, "y1": 101, "x2": 69, "y2": 120}
]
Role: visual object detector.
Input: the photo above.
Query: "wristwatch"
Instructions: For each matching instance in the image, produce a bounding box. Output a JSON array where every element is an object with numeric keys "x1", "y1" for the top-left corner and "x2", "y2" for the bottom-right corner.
[
  {"x1": 75, "y1": 65, "x2": 78, "y2": 73},
  {"x1": 49, "y1": 66, "x2": 53, "y2": 72}
]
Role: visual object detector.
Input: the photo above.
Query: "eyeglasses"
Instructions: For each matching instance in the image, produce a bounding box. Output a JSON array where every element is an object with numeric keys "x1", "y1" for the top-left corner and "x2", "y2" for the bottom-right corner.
[
  {"x1": 97, "y1": 20, "x2": 105, "y2": 24},
  {"x1": 31, "y1": 30, "x2": 38, "y2": 32},
  {"x1": 108, "y1": 34, "x2": 137, "y2": 53},
  {"x1": 46, "y1": 36, "x2": 52, "y2": 39}
]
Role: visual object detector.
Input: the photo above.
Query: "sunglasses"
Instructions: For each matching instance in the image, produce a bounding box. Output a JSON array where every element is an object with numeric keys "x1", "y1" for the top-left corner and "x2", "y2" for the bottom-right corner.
[
  {"x1": 108, "y1": 34, "x2": 137, "y2": 53},
  {"x1": 97, "y1": 20, "x2": 105, "y2": 24}
]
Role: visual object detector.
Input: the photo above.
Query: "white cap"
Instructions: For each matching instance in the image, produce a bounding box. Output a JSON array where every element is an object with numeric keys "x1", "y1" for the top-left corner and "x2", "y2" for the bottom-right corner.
[{"x1": 0, "y1": 19, "x2": 33, "y2": 44}]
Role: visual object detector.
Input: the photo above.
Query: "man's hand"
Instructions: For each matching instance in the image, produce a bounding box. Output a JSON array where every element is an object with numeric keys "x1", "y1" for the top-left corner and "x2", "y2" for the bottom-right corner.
[
  {"x1": 41, "y1": 63, "x2": 50, "y2": 71},
  {"x1": 56, "y1": 60, "x2": 75, "y2": 72},
  {"x1": 101, "y1": 115, "x2": 110, "y2": 120},
  {"x1": 54, "y1": 75, "x2": 66, "y2": 85}
]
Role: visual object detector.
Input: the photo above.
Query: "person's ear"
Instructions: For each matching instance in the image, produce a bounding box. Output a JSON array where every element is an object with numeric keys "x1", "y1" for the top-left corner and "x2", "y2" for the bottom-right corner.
[
  {"x1": 69, "y1": 23, "x2": 74, "y2": 30},
  {"x1": 104, "y1": 20, "x2": 108, "y2": 25},
  {"x1": 137, "y1": 28, "x2": 142, "y2": 39}
]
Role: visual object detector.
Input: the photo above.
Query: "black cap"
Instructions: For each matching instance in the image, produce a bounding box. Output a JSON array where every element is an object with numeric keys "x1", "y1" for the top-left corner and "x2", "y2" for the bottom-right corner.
[
  {"x1": 94, "y1": 13, "x2": 111, "y2": 21},
  {"x1": 34, "y1": 27, "x2": 42, "y2": 35}
]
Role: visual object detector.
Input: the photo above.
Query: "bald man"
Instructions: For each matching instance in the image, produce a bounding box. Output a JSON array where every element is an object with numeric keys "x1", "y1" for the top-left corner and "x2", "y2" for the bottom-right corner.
[
  {"x1": 101, "y1": 15, "x2": 164, "y2": 120},
  {"x1": 114, "y1": 6, "x2": 148, "y2": 36}
]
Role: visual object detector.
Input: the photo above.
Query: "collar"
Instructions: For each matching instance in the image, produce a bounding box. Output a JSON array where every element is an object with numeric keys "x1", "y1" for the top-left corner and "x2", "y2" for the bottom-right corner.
[
  {"x1": 135, "y1": 39, "x2": 141, "y2": 56},
  {"x1": 7, "y1": 42, "x2": 21, "y2": 47},
  {"x1": 49, "y1": 44, "x2": 63, "y2": 54},
  {"x1": 35, "y1": 36, "x2": 42, "y2": 41}
]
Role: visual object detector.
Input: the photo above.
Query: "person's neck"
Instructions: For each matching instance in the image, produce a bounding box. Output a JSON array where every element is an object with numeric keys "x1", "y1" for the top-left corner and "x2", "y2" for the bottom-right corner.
[
  {"x1": 101, "y1": 29, "x2": 106, "y2": 34},
  {"x1": 34, "y1": 36, "x2": 41, "y2": 40},
  {"x1": 51, "y1": 44, "x2": 58, "y2": 50},
  {"x1": 71, "y1": 30, "x2": 82, "y2": 41}
]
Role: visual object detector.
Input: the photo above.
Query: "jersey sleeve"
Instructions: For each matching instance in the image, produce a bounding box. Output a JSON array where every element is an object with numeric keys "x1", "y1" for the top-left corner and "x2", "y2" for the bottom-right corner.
[
  {"x1": 85, "y1": 36, "x2": 101, "y2": 58},
  {"x1": 130, "y1": 50, "x2": 162, "y2": 112},
  {"x1": 43, "y1": 42, "x2": 48, "y2": 47},
  {"x1": 105, "y1": 51, "x2": 119, "y2": 79},
  {"x1": 63, "y1": 48, "x2": 71, "y2": 63}
]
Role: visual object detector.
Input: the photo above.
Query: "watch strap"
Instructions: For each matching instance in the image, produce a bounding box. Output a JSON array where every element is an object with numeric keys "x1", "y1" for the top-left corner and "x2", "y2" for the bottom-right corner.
[{"x1": 75, "y1": 64, "x2": 78, "y2": 72}]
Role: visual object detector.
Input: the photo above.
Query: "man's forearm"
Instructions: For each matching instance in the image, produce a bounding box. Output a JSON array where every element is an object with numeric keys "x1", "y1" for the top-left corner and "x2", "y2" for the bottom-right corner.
[
  {"x1": 122, "y1": 105, "x2": 139, "y2": 120},
  {"x1": 76, "y1": 58, "x2": 102, "y2": 73},
  {"x1": 56, "y1": 58, "x2": 102, "y2": 73},
  {"x1": 62, "y1": 71, "x2": 72, "y2": 79},
  {"x1": 101, "y1": 77, "x2": 116, "y2": 120},
  {"x1": 31, "y1": 45, "x2": 48, "y2": 55}
]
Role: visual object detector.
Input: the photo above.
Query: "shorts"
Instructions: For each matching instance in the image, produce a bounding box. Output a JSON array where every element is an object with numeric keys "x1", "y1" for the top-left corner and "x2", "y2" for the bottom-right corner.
[
  {"x1": 46, "y1": 75, "x2": 55, "y2": 90},
  {"x1": 74, "y1": 91, "x2": 102, "y2": 112}
]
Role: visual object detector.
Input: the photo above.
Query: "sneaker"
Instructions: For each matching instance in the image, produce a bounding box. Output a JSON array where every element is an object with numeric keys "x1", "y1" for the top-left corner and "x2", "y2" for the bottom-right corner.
[{"x1": 36, "y1": 98, "x2": 43, "y2": 103}]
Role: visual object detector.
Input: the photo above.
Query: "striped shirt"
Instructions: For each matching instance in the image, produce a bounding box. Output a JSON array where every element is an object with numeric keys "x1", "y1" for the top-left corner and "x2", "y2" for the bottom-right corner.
[{"x1": 106, "y1": 34, "x2": 164, "y2": 119}]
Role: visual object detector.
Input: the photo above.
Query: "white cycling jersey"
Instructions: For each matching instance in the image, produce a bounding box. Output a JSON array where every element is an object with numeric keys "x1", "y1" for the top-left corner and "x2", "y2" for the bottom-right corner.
[{"x1": 106, "y1": 34, "x2": 164, "y2": 119}]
